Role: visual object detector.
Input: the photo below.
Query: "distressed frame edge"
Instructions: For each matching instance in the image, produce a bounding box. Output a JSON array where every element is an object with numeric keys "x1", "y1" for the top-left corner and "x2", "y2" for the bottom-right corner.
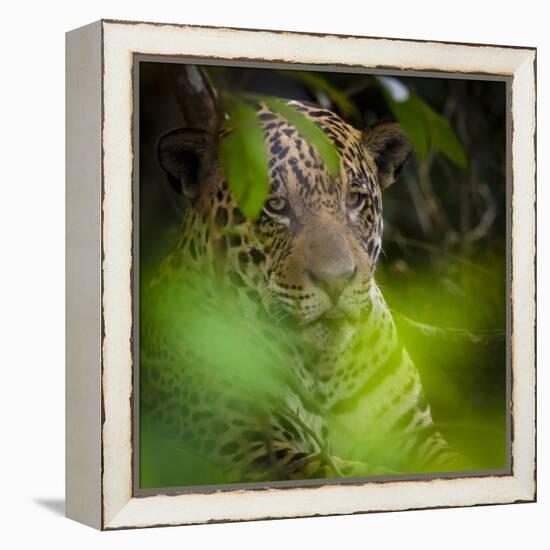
[
  {"x1": 105, "y1": 478, "x2": 535, "y2": 531},
  {"x1": 509, "y1": 49, "x2": 537, "y2": 502},
  {"x1": 103, "y1": 17, "x2": 537, "y2": 54},
  {"x1": 96, "y1": 20, "x2": 536, "y2": 530},
  {"x1": 65, "y1": 20, "x2": 104, "y2": 530}
]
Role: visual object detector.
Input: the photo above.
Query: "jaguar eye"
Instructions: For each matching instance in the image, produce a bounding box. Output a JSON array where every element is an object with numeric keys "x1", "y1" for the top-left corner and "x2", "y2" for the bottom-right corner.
[
  {"x1": 346, "y1": 190, "x2": 366, "y2": 211},
  {"x1": 264, "y1": 196, "x2": 290, "y2": 216}
]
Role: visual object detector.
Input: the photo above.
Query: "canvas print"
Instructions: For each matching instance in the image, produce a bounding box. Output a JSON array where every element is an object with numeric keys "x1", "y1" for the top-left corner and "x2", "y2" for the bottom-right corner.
[{"x1": 137, "y1": 61, "x2": 508, "y2": 490}]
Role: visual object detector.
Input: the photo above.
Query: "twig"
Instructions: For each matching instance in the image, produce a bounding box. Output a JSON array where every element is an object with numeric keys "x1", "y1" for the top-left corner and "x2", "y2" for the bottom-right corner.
[
  {"x1": 392, "y1": 310, "x2": 505, "y2": 345},
  {"x1": 403, "y1": 172, "x2": 433, "y2": 237},
  {"x1": 464, "y1": 183, "x2": 497, "y2": 243},
  {"x1": 384, "y1": 234, "x2": 498, "y2": 279}
]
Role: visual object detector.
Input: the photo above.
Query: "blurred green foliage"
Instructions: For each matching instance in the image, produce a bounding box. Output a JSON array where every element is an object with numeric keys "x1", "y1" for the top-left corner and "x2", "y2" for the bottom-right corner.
[
  {"x1": 140, "y1": 247, "x2": 506, "y2": 488},
  {"x1": 140, "y1": 261, "x2": 303, "y2": 488},
  {"x1": 378, "y1": 250, "x2": 507, "y2": 471}
]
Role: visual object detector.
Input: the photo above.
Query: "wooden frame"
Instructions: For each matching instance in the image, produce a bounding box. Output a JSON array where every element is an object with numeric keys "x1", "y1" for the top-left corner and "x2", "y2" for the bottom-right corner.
[{"x1": 66, "y1": 19, "x2": 536, "y2": 530}]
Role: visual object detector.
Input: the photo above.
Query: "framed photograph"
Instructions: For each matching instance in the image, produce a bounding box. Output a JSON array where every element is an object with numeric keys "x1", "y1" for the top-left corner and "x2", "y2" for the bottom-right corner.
[{"x1": 66, "y1": 19, "x2": 536, "y2": 530}]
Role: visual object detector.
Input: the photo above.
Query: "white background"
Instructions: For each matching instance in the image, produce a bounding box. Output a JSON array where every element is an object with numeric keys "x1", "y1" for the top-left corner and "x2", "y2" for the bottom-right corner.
[{"x1": 1, "y1": 0, "x2": 546, "y2": 547}]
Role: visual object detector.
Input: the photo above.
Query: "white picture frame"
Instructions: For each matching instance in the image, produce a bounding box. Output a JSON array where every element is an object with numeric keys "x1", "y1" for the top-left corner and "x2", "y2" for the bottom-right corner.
[{"x1": 66, "y1": 19, "x2": 536, "y2": 530}]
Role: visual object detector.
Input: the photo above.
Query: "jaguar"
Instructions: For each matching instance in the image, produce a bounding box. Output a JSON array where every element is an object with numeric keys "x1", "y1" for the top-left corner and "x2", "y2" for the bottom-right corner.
[{"x1": 140, "y1": 68, "x2": 463, "y2": 484}]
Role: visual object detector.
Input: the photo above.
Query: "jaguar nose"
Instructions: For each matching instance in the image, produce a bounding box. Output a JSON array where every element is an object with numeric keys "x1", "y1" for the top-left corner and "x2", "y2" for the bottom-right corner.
[{"x1": 307, "y1": 265, "x2": 357, "y2": 303}]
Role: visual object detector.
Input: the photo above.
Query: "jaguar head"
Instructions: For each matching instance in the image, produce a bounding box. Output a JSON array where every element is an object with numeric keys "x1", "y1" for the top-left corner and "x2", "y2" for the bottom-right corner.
[{"x1": 158, "y1": 97, "x2": 410, "y2": 332}]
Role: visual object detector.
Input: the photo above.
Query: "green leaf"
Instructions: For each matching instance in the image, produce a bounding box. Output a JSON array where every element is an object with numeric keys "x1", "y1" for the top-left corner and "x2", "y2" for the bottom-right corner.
[
  {"x1": 379, "y1": 82, "x2": 467, "y2": 168},
  {"x1": 381, "y1": 89, "x2": 431, "y2": 158},
  {"x1": 262, "y1": 97, "x2": 341, "y2": 177},
  {"x1": 420, "y1": 102, "x2": 468, "y2": 168},
  {"x1": 278, "y1": 70, "x2": 360, "y2": 120},
  {"x1": 219, "y1": 100, "x2": 270, "y2": 220}
]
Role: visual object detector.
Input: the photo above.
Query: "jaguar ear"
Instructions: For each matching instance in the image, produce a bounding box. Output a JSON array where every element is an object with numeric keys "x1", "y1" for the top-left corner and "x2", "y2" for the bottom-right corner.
[
  {"x1": 363, "y1": 122, "x2": 412, "y2": 189},
  {"x1": 157, "y1": 128, "x2": 214, "y2": 199},
  {"x1": 158, "y1": 65, "x2": 220, "y2": 199}
]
